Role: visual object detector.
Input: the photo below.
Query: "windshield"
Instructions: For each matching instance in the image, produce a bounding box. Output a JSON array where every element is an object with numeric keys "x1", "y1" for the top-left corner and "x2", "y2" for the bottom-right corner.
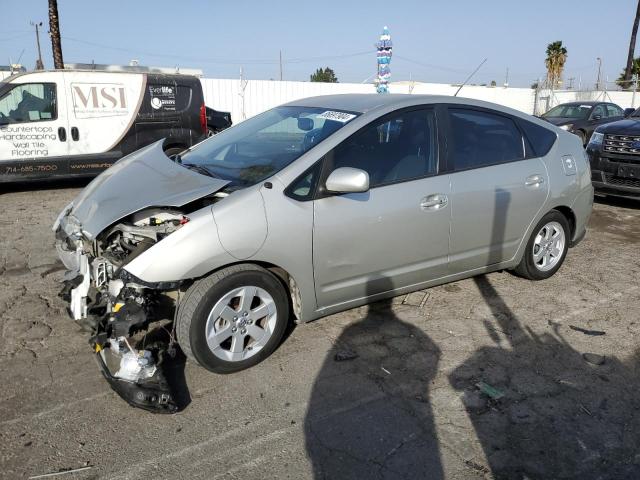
[
  {"x1": 543, "y1": 104, "x2": 591, "y2": 119},
  {"x1": 181, "y1": 106, "x2": 359, "y2": 186}
]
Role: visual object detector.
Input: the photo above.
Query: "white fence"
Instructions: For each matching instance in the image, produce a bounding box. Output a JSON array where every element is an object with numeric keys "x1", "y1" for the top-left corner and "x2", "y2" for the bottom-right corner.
[{"x1": 201, "y1": 77, "x2": 639, "y2": 125}]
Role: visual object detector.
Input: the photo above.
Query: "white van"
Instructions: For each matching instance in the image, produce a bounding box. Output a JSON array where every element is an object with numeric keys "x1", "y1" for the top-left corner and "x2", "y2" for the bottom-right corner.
[{"x1": 0, "y1": 70, "x2": 208, "y2": 182}]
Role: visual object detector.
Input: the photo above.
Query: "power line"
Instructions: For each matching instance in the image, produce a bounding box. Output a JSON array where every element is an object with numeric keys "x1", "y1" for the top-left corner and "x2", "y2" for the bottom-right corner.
[{"x1": 61, "y1": 35, "x2": 372, "y2": 66}]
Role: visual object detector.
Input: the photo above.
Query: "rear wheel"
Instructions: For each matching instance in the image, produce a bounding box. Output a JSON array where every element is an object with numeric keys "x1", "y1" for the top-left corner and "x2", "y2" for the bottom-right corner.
[
  {"x1": 515, "y1": 211, "x2": 570, "y2": 280},
  {"x1": 176, "y1": 265, "x2": 290, "y2": 373}
]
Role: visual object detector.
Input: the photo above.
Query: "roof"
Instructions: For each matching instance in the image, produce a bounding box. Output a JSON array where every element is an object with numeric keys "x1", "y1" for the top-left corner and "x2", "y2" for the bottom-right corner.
[{"x1": 283, "y1": 93, "x2": 535, "y2": 120}]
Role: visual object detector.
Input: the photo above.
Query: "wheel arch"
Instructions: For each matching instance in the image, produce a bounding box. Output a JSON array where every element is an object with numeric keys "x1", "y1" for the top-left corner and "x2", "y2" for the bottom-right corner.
[
  {"x1": 191, "y1": 260, "x2": 303, "y2": 323},
  {"x1": 552, "y1": 205, "x2": 576, "y2": 239}
]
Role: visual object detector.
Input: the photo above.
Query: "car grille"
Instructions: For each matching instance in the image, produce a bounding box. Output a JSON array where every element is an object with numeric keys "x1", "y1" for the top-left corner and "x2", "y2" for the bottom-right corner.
[
  {"x1": 603, "y1": 134, "x2": 640, "y2": 155},
  {"x1": 603, "y1": 172, "x2": 640, "y2": 189}
]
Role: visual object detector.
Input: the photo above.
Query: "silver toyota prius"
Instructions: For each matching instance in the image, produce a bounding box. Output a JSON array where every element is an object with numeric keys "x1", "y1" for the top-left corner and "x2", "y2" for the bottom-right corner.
[{"x1": 54, "y1": 94, "x2": 593, "y2": 410}]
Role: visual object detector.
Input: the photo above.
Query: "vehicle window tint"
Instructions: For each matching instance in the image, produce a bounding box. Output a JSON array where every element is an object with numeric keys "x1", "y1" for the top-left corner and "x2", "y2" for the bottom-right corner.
[
  {"x1": 331, "y1": 109, "x2": 437, "y2": 187},
  {"x1": 0, "y1": 83, "x2": 56, "y2": 124},
  {"x1": 449, "y1": 108, "x2": 524, "y2": 170},
  {"x1": 591, "y1": 105, "x2": 605, "y2": 118},
  {"x1": 605, "y1": 104, "x2": 623, "y2": 118},
  {"x1": 175, "y1": 85, "x2": 192, "y2": 112},
  {"x1": 517, "y1": 118, "x2": 557, "y2": 157}
]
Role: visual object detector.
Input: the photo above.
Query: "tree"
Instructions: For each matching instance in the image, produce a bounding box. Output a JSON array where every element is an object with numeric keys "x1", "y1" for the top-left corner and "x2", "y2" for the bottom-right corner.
[
  {"x1": 624, "y1": 0, "x2": 640, "y2": 85},
  {"x1": 48, "y1": 0, "x2": 64, "y2": 69},
  {"x1": 545, "y1": 41, "x2": 567, "y2": 89},
  {"x1": 617, "y1": 57, "x2": 640, "y2": 89},
  {"x1": 310, "y1": 67, "x2": 338, "y2": 83}
]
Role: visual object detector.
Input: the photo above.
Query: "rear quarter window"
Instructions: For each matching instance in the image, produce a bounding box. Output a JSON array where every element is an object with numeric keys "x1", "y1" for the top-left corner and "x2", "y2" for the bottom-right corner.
[{"x1": 517, "y1": 119, "x2": 557, "y2": 157}]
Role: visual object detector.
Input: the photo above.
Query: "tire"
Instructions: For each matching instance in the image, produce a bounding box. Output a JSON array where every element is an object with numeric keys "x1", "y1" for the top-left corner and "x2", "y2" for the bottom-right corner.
[
  {"x1": 176, "y1": 264, "x2": 290, "y2": 374},
  {"x1": 514, "y1": 210, "x2": 570, "y2": 280},
  {"x1": 164, "y1": 146, "x2": 187, "y2": 159}
]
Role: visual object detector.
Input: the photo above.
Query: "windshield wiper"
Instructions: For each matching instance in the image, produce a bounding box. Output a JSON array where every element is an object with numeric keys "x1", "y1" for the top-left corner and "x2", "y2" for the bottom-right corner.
[{"x1": 181, "y1": 163, "x2": 217, "y2": 178}]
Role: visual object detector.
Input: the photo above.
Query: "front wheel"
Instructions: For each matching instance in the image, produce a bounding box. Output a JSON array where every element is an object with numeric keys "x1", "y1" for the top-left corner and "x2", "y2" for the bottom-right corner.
[
  {"x1": 176, "y1": 265, "x2": 290, "y2": 373},
  {"x1": 514, "y1": 211, "x2": 570, "y2": 280}
]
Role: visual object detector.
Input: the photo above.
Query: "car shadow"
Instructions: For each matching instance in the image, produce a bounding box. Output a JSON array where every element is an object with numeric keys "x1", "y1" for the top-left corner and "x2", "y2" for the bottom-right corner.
[
  {"x1": 449, "y1": 275, "x2": 640, "y2": 479},
  {"x1": 594, "y1": 193, "x2": 640, "y2": 210},
  {"x1": 450, "y1": 185, "x2": 640, "y2": 478},
  {"x1": 303, "y1": 276, "x2": 444, "y2": 479},
  {"x1": 0, "y1": 176, "x2": 92, "y2": 195}
]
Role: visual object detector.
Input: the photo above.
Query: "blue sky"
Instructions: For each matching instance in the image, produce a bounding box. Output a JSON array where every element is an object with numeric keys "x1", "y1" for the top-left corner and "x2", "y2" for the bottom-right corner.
[{"x1": 1, "y1": 0, "x2": 636, "y2": 88}]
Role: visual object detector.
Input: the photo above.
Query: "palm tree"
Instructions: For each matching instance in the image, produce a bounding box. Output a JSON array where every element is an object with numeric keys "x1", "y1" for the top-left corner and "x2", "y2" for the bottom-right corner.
[
  {"x1": 545, "y1": 41, "x2": 567, "y2": 90},
  {"x1": 618, "y1": 57, "x2": 640, "y2": 89},
  {"x1": 624, "y1": 0, "x2": 640, "y2": 85},
  {"x1": 48, "y1": 0, "x2": 64, "y2": 69}
]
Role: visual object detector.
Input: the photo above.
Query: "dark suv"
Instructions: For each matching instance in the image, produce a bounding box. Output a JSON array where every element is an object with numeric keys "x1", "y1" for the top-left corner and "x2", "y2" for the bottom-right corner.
[{"x1": 587, "y1": 109, "x2": 640, "y2": 198}]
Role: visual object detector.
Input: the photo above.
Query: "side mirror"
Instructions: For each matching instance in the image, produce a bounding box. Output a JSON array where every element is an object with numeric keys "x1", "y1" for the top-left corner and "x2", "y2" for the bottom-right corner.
[
  {"x1": 297, "y1": 117, "x2": 314, "y2": 131},
  {"x1": 325, "y1": 167, "x2": 369, "y2": 193},
  {"x1": 591, "y1": 114, "x2": 602, "y2": 121},
  {"x1": 624, "y1": 107, "x2": 636, "y2": 117}
]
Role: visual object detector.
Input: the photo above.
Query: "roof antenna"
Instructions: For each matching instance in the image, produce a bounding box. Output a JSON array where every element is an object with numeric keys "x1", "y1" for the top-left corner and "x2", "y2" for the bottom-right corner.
[{"x1": 454, "y1": 58, "x2": 488, "y2": 97}]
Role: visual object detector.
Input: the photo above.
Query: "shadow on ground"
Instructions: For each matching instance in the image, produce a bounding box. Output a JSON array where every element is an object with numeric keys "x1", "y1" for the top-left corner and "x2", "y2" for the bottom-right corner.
[
  {"x1": 0, "y1": 177, "x2": 92, "y2": 195},
  {"x1": 304, "y1": 277, "x2": 444, "y2": 479},
  {"x1": 449, "y1": 275, "x2": 640, "y2": 479}
]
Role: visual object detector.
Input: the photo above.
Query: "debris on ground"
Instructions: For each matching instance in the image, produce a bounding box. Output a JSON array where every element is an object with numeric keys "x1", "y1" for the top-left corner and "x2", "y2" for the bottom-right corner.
[
  {"x1": 475, "y1": 381, "x2": 505, "y2": 400},
  {"x1": 582, "y1": 353, "x2": 606, "y2": 365},
  {"x1": 569, "y1": 325, "x2": 606, "y2": 336},
  {"x1": 28, "y1": 465, "x2": 93, "y2": 479},
  {"x1": 381, "y1": 366, "x2": 391, "y2": 375},
  {"x1": 334, "y1": 349, "x2": 358, "y2": 362}
]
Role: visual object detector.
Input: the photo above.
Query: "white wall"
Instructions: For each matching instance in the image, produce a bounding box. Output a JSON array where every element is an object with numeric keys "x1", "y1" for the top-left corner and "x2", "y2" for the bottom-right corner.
[{"x1": 201, "y1": 77, "x2": 639, "y2": 125}]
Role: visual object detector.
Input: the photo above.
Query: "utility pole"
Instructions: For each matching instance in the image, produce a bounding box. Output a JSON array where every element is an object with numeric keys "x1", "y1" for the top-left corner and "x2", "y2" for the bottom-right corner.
[
  {"x1": 31, "y1": 21, "x2": 44, "y2": 69},
  {"x1": 595, "y1": 57, "x2": 603, "y2": 90},
  {"x1": 48, "y1": 0, "x2": 64, "y2": 69},
  {"x1": 504, "y1": 67, "x2": 509, "y2": 88},
  {"x1": 279, "y1": 50, "x2": 283, "y2": 81},
  {"x1": 567, "y1": 77, "x2": 575, "y2": 89},
  {"x1": 633, "y1": 74, "x2": 639, "y2": 107}
]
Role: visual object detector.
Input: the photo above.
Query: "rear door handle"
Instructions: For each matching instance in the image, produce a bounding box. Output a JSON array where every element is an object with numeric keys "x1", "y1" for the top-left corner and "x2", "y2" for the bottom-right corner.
[
  {"x1": 420, "y1": 194, "x2": 448, "y2": 210},
  {"x1": 58, "y1": 127, "x2": 66, "y2": 142},
  {"x1": 71, "y1": 126, "x2": 79, "y2": 141},
  {"x1": 525, "y1": 174, "x2": 545, "y2": 187}
]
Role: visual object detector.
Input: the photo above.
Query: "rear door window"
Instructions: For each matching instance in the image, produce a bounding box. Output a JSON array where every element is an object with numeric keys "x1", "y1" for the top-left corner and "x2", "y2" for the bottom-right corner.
[{"x1": 448, "y1": 108, "x2": 524, "y2": 171}]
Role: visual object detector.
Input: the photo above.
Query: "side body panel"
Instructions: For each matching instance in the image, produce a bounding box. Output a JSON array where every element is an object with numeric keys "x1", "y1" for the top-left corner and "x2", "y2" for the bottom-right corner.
[
  {"x1": 448, "y1": 158, "x2": 549, "y2": 272},
  {"x1": 313, "y1": 175, "x2": 451, "y2": 309}
]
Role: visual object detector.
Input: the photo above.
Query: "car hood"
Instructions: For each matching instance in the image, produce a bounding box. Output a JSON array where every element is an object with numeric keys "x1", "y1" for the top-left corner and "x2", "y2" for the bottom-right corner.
[
  {"x1": 67, "y1": 140, "x2": 230, "y2": 239},
  {"x1": 542, "y1": 116, "x2": 578, "y2": 126},
  {"x1": 596, "y1": 118, "x2": 640, "y2": 135}
]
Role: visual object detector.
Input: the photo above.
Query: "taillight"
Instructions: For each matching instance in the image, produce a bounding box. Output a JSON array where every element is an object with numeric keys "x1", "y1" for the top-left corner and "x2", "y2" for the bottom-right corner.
[{"x1": 200, "y1": 103, "x2": 207, "y2": 135}]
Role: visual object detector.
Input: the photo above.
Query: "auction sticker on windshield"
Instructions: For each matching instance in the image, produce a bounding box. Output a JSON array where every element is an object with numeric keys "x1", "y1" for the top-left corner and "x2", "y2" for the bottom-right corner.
[{"x1": 317, "y1": 111, "x2": 357, "y2": 123}]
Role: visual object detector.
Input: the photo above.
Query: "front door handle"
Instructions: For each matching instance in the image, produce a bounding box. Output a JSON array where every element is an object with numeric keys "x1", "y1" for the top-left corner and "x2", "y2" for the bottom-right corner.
[
  {"x1": 525, "y1": 174, "x2": 545, "y2": 187},
  {"x1": 420, "y1": 194, "x2": 448, "y2": 210},
  {"x1": 58, "y1": 127, "x2": 66, "y2": 142}
]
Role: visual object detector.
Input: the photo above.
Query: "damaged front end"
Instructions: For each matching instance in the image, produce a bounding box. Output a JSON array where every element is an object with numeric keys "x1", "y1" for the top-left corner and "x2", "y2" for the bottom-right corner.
[
  {"x1": 52, "y1": 140, "x2": 235, "y2": 412},
  {"x1": 55, "y1": 206, "x2": 190, "y2": 413}
]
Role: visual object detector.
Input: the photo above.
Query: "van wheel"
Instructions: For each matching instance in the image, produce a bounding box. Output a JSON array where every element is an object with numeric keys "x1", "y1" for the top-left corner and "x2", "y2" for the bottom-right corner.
[
  {"x1": 164, "y1": 146, "x2": 186, "y2": 159},
  {"x1": 176, "y1": 264, "x2": 290, "y2": 374},
  {"x1": 515, "y1": 211, "x2": 570, "y2": 280}
]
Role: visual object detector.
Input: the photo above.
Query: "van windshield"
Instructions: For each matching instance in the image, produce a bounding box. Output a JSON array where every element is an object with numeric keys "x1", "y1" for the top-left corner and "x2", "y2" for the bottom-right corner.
[{"x1": 180, "y1": 106, "x2": 359, "y2": 186}]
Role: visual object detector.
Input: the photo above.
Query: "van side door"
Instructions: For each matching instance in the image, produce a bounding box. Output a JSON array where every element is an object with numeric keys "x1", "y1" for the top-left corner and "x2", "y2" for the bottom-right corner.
[
  {"x1": 0, "y1": 75, "x2": 69, "y2": 180},
  {"x1": 65, "y1": 71, "x2": 144, "y2": 174}
]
